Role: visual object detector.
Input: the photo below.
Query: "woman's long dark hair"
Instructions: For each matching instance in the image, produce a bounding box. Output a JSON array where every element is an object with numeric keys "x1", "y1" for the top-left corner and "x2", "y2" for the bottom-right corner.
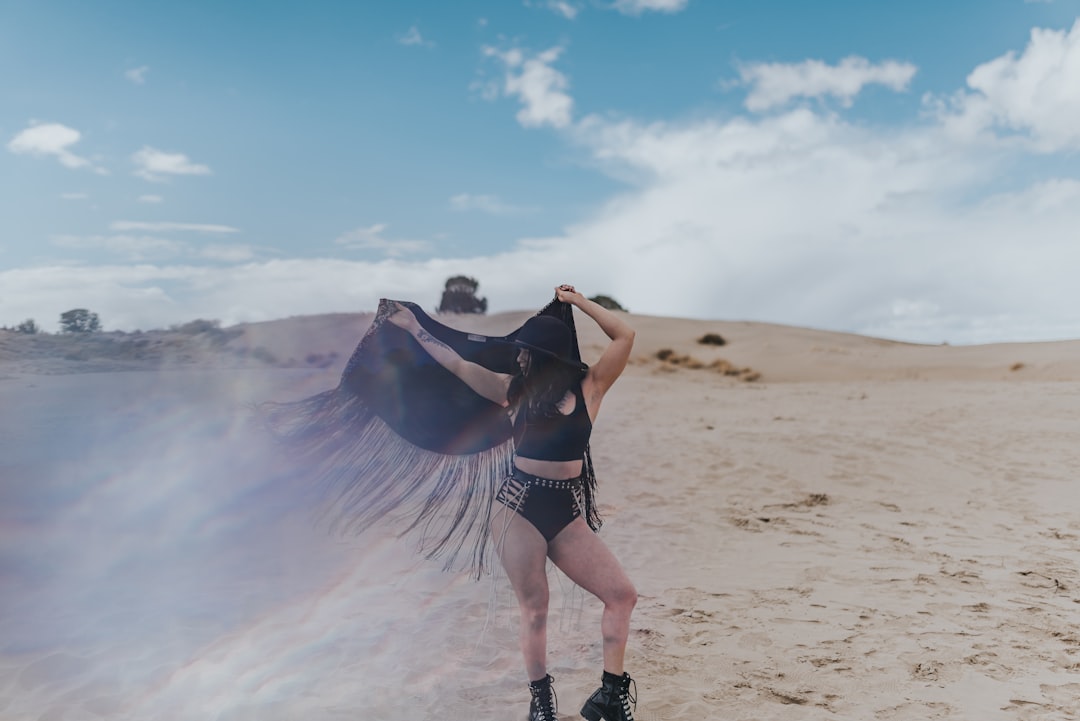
[
  {"x1": 506, "y1": 310, "x2": 602, "y2": 532},
  {"x1": 507, "y1": 350, "x2": 587, "y2": 416}
]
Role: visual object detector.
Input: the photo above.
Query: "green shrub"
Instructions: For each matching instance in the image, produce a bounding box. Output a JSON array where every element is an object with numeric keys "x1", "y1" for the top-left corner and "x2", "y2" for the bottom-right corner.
[
  {"x1": 60, "y1": 309, "x2": 101, "y2": 334},
  {"x1": 589, "y1": 294, "x2": 626, "y2": 311},
  {"x1": 15, "y1": 319, "x2": 40, "y2": 334},
  {"x1": 438, "y1": 275, "x2": 487, "y2": 314}
]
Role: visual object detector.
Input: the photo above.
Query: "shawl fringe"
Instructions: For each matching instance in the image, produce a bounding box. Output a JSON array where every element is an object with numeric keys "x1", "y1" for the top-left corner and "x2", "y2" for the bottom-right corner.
[{"x1": 262, "y1": 298, "x2": 601, "y2": 579}]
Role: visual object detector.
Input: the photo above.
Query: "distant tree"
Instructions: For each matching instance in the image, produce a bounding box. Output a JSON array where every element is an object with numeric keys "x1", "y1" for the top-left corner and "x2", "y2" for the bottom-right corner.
[
  {"x1": 589, "y1": 294, "x2": 627, "y2": 312},
  {"x1": 59, "y1": 308, "x2": 102, "y2": 334},
  {"x1": 438, "y1": 275, "x2": 488, "y2": 314},
  {"x1": 16, "y1": 319, "x2": 41, "y2": 334}
]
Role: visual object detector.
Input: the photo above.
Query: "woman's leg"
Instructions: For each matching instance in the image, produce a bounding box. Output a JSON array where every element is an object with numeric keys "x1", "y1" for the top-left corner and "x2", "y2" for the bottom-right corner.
[
  {"x1": 547, "y1": 518, "x2": 637, "y2": 674},
  {"x1": 493, "y1": 505, "x2": 553, "y2": 681}
]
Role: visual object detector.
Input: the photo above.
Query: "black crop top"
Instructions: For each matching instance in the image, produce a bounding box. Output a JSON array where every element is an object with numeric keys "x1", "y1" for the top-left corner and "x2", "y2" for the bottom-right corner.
[{"x1": 513, "y1": 384, "x2": 593, "y2": 462}]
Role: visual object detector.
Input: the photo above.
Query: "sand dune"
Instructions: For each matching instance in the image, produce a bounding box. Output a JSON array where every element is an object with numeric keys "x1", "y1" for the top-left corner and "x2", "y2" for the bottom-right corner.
[{"x1": 2, "y1": 309, "x2": 1079, "y2": 720}]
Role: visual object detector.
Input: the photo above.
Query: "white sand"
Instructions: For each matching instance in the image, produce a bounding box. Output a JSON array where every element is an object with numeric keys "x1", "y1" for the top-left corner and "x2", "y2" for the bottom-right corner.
[{"x1": 2, "y1": 311, "x2": 1079, "y2": 720}]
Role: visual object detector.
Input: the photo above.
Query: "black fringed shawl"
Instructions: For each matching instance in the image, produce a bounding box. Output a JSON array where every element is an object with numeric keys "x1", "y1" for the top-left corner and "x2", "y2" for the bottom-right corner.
[{"x1": 264, "y1": 298, "x2": 601, "y2": 579}]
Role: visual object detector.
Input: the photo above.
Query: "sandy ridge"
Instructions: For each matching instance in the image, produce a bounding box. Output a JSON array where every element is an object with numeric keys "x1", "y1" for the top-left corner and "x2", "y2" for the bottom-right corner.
[{"x1": 2, "y1": 310, "x2": 1079, "y2": 719}]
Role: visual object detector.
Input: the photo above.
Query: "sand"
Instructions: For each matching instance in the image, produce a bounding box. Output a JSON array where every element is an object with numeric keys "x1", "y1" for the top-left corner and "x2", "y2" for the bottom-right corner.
[{"x1": 2, "y1": 310, "x2": 1079, "y2": 720}]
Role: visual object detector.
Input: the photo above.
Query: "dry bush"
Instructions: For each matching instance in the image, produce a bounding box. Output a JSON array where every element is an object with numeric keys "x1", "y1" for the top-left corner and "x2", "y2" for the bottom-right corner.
[
  {"x1": 655, "y1": 349, "x2": 700, "y2": 367},
  {"x1": 655, "y1": 348, "x2": 760, "y2": 381},
  {"x1": 1010, "y1": 362, "x2": 1024, "y2": 371},
  {"x1": 709, "y1": 359, "x2": 735, "y2": 374},
  {"x1": 697, "y1": 332, "x2": 726, "y2": 346}
]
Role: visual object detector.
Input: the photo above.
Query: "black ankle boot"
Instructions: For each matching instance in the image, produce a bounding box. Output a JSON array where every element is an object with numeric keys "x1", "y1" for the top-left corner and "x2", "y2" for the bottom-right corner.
[
  {"x1": 528, "y1": 674, "x2": 558, "y2": 721},
  {"x1": 580, "y1": 670, "x2": 636, "y2": 721}
]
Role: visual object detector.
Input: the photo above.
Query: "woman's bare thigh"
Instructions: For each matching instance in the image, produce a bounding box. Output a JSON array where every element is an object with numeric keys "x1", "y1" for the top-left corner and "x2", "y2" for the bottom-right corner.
[
  {"x1": 546, "y1": 518, "x2": 634, "y2": 605},
  {"x1": 493, "y1": 503, "x2": 551, "y2": 606}
]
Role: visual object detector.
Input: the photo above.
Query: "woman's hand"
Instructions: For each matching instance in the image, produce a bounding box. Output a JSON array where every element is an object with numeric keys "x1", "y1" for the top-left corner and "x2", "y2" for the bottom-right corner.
[
  {"x1": 387, "y1": 302, "x2": 419, "y2": 332},
  {"x1": 555, "y1": 284, "x2": 585, "y2": 305}
]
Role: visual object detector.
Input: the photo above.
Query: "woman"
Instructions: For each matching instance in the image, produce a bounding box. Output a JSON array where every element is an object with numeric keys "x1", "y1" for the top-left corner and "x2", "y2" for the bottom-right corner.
[{"x1": 388, "y1": 284, "x2": 638, "y2": 721}]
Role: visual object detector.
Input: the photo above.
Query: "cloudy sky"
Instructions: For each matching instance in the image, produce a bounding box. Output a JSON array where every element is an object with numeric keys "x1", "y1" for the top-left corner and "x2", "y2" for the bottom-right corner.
[{"x1": 3, "y1": 0, "x2": 1080, "y2": 342}]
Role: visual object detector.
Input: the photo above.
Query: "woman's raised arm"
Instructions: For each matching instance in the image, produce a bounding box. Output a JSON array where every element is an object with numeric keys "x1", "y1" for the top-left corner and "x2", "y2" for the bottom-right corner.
[
  {"x1": 387, "y1": 303, "x2": 512, "y2": 406},
  {"x1": 554, "y1": 285, "x2": 635, "y2": 409}
]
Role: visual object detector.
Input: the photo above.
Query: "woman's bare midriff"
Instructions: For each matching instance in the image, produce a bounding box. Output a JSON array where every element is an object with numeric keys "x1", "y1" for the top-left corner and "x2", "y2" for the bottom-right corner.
[{"x1": 513, "y1": 455, "x2": 584, "y2": 481}]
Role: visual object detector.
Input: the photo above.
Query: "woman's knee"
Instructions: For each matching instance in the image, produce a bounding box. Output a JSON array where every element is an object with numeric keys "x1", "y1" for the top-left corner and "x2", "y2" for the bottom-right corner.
[
  {"x1": 520, "y1": 602, "x2": 549, "y2": 631},
  {"x1": 517, "y1": 587, "x2": 550, "y2": 624},
  {"x1": 607, "y1": 580, "x2": 638, "y2": 612}
]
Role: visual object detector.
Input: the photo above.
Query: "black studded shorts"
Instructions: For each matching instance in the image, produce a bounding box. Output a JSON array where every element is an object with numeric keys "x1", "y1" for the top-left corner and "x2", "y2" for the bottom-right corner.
[{"x1": 496, "y1": 467, "x2": 583, "y2": 542}]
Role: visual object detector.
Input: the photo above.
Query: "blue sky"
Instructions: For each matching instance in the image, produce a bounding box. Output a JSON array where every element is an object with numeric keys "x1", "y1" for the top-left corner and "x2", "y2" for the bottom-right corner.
[{"x1": 3, "y1": 0, "x2": 1080, "y2": 342}]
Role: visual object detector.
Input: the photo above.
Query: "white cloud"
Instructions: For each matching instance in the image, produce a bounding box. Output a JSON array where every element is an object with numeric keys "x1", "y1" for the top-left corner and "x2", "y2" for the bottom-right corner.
[
  {"x1": 483, "y1": 46, "x2": 573, "y2": 129},
  {"x1": 110, "y1": 221, "x2": 238, "y2": 233},
  {"x1": 612, "y1": 0, "x2": 688, "y2": 15},
  {"x1": 557, "y1": 108, "x2": 1080, "y2": 343},
  {"x1": 470, "y1": 76, "x2": 502, "y2": 102},
  {"x1": 551, "y1": 1, "x2": 579, "y2": 19},
  {"x1": 8, "y1": 24, "x2": 1080, "y2": 344},
  {"x1": 7, "y1": 122, "x2": 94, "y2": 169},
  {"x1": 199, "y1": 244, "x2": 256, "y2": 262},
  {"x1": 52, "y1": 234, "x2": 189, "y2": 260},
  {"x1": 450, "y1": 193, "x2": 534, "y2": 215},
  {"x1": 739, "y1": 56, "x2": 918, "y2": 112},
  {"x1": 526, "y1": 1, "x2": 580, "y2": 19},
  {"x1": 132, "y1": 146, "x2": 212, "y2": 181},
  {"x1": 50, "y1": 233, "x2": 254, "y2": 264},
  {"x1": 125, "y1": 65, "x2": 150, "y2": 84},
  {"x1": 408, "y1": 40, "x2": 1080, "y2": 343},
  {"x1": 334, "y1": 224, "x2": 431, "y2": 257},
  {"x1": 398, "y1": 26, "x2": 433, "y2": 47},
  {"x1": 934, "y1": 19, "x2": 1080, "y2": 151},
  {"x1": 138, "y1": 194, "x2": 164, "y2": 204},
  {"x1": 9, "y1": 142, "x2": 1080, "y2": 343},
  {"x1": 0, "y1": 259, "x2": 513, "y2": 331}
]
